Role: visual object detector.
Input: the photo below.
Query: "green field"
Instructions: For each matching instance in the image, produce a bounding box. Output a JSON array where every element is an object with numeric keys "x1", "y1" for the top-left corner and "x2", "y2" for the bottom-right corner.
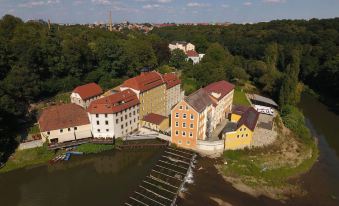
[{"x1": 233, "y1": 88, "x2": 251, "y2": 106}]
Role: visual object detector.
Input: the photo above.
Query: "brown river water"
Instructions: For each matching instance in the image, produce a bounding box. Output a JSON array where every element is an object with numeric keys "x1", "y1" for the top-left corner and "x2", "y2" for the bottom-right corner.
[{"x1": 0, "y1": 93, "x2": 338, "y2": 206}]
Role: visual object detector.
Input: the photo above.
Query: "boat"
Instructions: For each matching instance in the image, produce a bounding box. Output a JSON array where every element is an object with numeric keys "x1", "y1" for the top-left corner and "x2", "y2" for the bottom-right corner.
[
  {"x1": 64, "y1": 153, "x2": 71, "y2": 161},
  {"x1": 67, "y1": 151, "x2": 83, "y2": 155}
]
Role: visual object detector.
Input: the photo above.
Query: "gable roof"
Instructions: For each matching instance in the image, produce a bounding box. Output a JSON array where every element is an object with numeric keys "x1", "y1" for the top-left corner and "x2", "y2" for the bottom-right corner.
[
  {"x1": 232, "y1": 105, "x2": 249, "y2": 115},
  {"x1": 170, "y1": 41, "x2": 187, "y2": 45},
  {"x1": 162, "y1": 73, "x2": 181, "y2": 89},
  {"x1": 122, "y1": 71, "x2": 165, "y2": 92},
  {"x1": 142, "y1": 113, "x2": 168, "y2": 125},
  {"x1": 38, "y1": 103, "x2": 90, "y2": 132},
  {"x1": 73, "y1": 83, "x2": 103, "y2": 100},
  {"x1": 203, "y1": 80, "x2": 235, "y2": 101},
  {"x1": 237, "y1": 107, "x2": 259, "y2": 131},
  {"x1": 87, "y1": 89, "x2": 140, "y2": 114},
  {"x1": 185, "y1": 88, "x2": 213, "y2": 113},
  {"x1": 186, "y1": 50, "x2": 199, "y2": 57}
]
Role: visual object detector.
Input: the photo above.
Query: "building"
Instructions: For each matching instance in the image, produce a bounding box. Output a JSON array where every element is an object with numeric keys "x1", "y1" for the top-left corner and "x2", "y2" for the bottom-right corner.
[
  {"x1": 168, "y1": 41, "x2": 195, "y2": 53},
  {"x1": 162, "y1": 73, "x2": 184, "y2": 115},
  {"x1": 223, "y1": 107, "x2": 259, "y2": 150},
  {"x1": 120, "y1": 71, "x2": 167, "y2": 119},
  {"x1": 203, "y1": 81, "x2": 235, "y2": 130},
  {"x1": 87, "y1": 89, "x2": 140, "y2": 139},
  {"x1": 71, "y1": 83, "x2": 103, "y2": 109},
  {"x1": 38, "y1": 104, "x2": 92, "y2": 144},
  {"x1": 141, "y1": 113, "x2": 169, "y2": 132},
  {"x1": 171, "y1": 80, "x2": 235, "y2": 150},
  {"x1": 186, "y1": 50, "x2": 205, "y2": 64}
]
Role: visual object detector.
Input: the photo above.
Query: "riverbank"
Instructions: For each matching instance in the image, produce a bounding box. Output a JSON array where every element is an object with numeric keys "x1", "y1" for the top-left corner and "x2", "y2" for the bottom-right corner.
[
  {"x1": 217, "y1": 113, "x2": 318, "y2": 200},
  {"x1": 0, "y1": 140, "x2": 123, "y2": 174}
]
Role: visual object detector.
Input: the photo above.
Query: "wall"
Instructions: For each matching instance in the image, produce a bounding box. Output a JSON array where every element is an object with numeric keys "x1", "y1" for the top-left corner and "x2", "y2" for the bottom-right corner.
[
  {"x1": 40, "y1": 123, "x2": 91, "y2": 143},
  {"x1": 139, "y1": 85, "x2": 167, "y2": 119},
  {"x1": 196, "y1": 139, "x2": 224, "y2": 156},
  {"x1": 166, "y1": 84, "x2": 184, "y2": 115},
  {"x1": 224, "y1": 125, "x2": 253, "y2": 150},
  {"x1": 171, "y1": 101, "x2": 199, "y2": 149},
  {"x1": 231, "y1": 113, "x2": 241, "y2": 122},
  {"x1": 70, "y1": 92, "x2": 100, "y2": 109}
]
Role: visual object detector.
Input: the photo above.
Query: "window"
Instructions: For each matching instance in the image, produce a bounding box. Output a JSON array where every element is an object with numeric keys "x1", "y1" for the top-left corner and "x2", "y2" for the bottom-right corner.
[
  {"x1": 175, "y1": 131, "x2": 179, "y2": 135},
  {"x1": 175, "y1": 113, "x2": 179, "y2": 118},
  {"x1": 74, "y1": 127, "x2": 77, "y2": 131},
  {"x1": 237, "y1": 135, "x2": 239, "y2": 138},
  {"x1": 190, "y1": 123, "x2": 194, "y2": 129},
  {"x1": 244, "y1": 128, "x2": 247, "y2": 131},
  {"x1": 240, "y1": 128, "x2": 242, "y2": 131},
  {"x1": 105, "y1": 114, "x2": 108, "y2": 118},
  {"x1": 241, "y1": 134, "x2": 244, "y2": 137},
  {"x1": 105, "y1": 121, "x2": 108, "y2": 125},
  {"x1": 178, "y1": 140, "x2": 182, "y2": 144},
  {"x1": 175, "y1": 122, "x2": 179, "y2": 127},
  {"x1": 68, "y1": 128, "x2": 71, "y2": 131},
  {"x1": 130, "y1": 120, "x2": 132, "y2": 124},
  {"x1": 116, "y1": 119, "x2": 119, "y2": 124},
  {"x1": 121, "y1": 117, "x2": 123, "y2": 121},
  {"x1": 47, "y1": 131, "x2": 50, "y2": 135},
  {"x1": 125, "y1": 115, "x2": 127, "y2": 119},
  {"x1": 97, "y1": 121, "x2": 99, "y2": 125},
  {"x1": 183, "y1": 113, "x2": 187, "y2": 119},
  {"x1": 246, "y1": 134, "x2": 248, "y2": 137},
  {"x1": 121, "y1": 125, "x2": 124, "y2": 129},
  {"x1": 189, "y1": 132, "x2": 193, "y2": 137},
  {"x1": 179, "y1": 106, "x2": 183, "y2": 110},
  {"x1": 133, "y1": 111, "x2": 136, "y2": 115},
  {"x1": 96, "y1": 114, "x2": 99, "y2": 118},
  {"x1": 106, "y1": 129, "x2": 109, "y2": 132},
  {"x1": 60, "y1": 129, "x2": 63, "y2": 133},
  {"x1": 182, "y1": 131, "x2": 186, "y2": 136},
  {"x1": 183, "y1": 122, "x2": 186, "y2": 128},
  {"x1": 187, "y1": 141, "x2": 190, "y2": 145},
  {"x1": 126, "y1": 122, "x2": 128, "y2": 127},
  {"x1": 97, "y1": 129, "x2": 100, "y2": 132},
  {"x1": 186, "y1": 106, "x2": 189, "y2": 110},
  {"x1": 190, "y1": 114, "x2": 194, "y2": 120},
  {"x1": 129, "y1": 113, "x2": 131, "y2": 117}
]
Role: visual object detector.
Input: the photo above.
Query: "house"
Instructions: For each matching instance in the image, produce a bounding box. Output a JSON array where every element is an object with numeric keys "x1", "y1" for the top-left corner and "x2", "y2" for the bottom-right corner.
[
  {"x1": 141, "y1": 113, "x2": 169, "y2": 132},
  {"x1": 186, "y1": 50, "x2": 205, "y2": 64},
  {"x1": 87, "y1": 89, "x2": 140, "y2": 139},
  {"x1": 171, "y1": 80, "x2": 235, "y2": 150},
  {"x1": 223, "y1": 107, "x2": 259, "y2": 150},
  {"x1": 168, "y1": 41, "x2": 195, "y2": 53},
  {"x1": 38, "y1": 104, "x2": 92, "y2": 144},
  {"x1": 162, "y1": 73, "x2": 184, "y2": 115},
  {"x1": 71, "y1": 83, "x2": 103, "y2": 109},
  {"x1": 230, "y1": 105, "x2": 249, "y2": 122},
  {"x1": 120, "y1": 71, "x2": 167, "y2": 119}
]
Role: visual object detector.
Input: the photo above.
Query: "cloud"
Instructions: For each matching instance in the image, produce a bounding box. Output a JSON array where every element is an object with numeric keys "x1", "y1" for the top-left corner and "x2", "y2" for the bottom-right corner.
[
  {"x1": 18, "y1": 0, "x2": 60, "y2": 8},
  {"x1": 243, "y1": 2, "x2": 253, "y2": 6},
  {"x1": 262, "y1": 0, "x2": 286, "y2": 3},
  {"x1": 142, "y1": 4, "x2": 160, "y2": 9},
  {"x1": 156, "y1": 0, "x2": 172, "y2": 3},
  {"x1": 187, "y1": 2, "x2": 209, "y2": 8},
  {"x1": 221, "y1": 4, "x2": 230, "y2": 8},
  {"x1": 91, "y1": 0, "x2": 111, "y2": 5}
]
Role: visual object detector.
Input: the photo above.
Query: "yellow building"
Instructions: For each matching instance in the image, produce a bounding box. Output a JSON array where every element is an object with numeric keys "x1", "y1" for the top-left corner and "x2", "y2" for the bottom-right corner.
[
  {"x1": 141, "y1": 113, "x2": 169, "y2": 132},
  {"x1": 223, "y1": 107, "x2": 259, "y2": 150},
  {"x1": 120, "y1": 71, "x2": 167, "y2": 119}
]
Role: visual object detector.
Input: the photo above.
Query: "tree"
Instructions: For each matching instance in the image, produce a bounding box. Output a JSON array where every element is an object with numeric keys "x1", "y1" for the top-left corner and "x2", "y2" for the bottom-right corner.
[{"x1": 169, "y1": 49, "x2": 186, "y2": 69}]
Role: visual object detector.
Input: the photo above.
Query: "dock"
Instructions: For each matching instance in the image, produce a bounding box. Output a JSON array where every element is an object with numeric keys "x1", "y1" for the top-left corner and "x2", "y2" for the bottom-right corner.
[{"x1": 125, "y1": 147, "x2": 196, "y2": 206}]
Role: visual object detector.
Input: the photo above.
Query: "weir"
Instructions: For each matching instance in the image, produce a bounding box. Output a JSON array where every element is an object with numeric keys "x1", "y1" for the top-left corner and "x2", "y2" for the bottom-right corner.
[{"x1": 125, "y1": 147, "x2": 196, "y2": 206}]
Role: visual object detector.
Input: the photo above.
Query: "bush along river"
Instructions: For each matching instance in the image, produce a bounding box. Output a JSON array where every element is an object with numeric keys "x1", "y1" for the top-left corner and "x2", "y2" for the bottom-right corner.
[
  {"x1": 0, "y1": 148, "x2": 164, "y2": 206},
  {"x1": 179, "y1": 93, "x2": 339, "y2": 206}
]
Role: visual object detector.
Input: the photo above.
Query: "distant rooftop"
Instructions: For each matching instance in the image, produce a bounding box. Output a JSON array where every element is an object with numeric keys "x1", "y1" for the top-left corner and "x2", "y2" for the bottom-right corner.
[{"x1": 247, "y1": 94, "x2": 278, "y2": 107}]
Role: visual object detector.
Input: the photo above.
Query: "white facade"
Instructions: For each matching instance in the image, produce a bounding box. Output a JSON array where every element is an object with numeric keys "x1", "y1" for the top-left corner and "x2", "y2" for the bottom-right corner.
[
  {"x1": 169, "y1": 42, "x2": 196, "y2": 53},
  {"x1": 40, "y1": 124, "x2": 92, "y2": 144},
  {"x1": 210, "y1": 90, "x2": 234, "y2": 130},
  {"x1": 166, "y1": 84, "x2": 185, "y2": 115},
  {"x1": 89, "y1": 105, "x2": 140, "y2": 138},
  {"x1": 70, "y1": 92, "x2": 101, "y2": 109},
  {"x1": 186, "y1": 53, "x2": 205, "y2": 64}
]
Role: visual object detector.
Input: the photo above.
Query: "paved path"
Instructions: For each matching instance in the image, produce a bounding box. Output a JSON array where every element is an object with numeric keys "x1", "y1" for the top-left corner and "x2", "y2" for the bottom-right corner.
[
  {"x1": 210, "y1": 119, "x2": 229, "y2": 141},
  {"x1": 18, "y1": 139, "x2": 44, "y2": 150}
]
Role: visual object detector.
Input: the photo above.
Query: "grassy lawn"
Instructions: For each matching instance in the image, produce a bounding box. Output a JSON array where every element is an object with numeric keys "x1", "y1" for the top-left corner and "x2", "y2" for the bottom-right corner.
[
  {"x1": 77, "y1": 139, "x2": 123, "y2": 154},
  {"x1": 233, "y1": 87, "x2": 251, "y2": 106},
  {"x1": 0, "y1": 145, "x2": 55, "y2": 173},
  {"x1": 53, "y1": 92, "x2": 71, "y2": 104},
  {"x1": 28, "y1": 124, "x2": 40, "y2": 134}
]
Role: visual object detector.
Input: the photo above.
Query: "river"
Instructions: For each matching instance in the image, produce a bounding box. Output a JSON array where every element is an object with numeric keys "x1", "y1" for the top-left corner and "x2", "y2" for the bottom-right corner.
[
  {"x1": 180, "y1": 93, "x2": 339, "y2": 206},
  {"x1": 0, "y1": 149, "x2": 164, "y2": 206}
]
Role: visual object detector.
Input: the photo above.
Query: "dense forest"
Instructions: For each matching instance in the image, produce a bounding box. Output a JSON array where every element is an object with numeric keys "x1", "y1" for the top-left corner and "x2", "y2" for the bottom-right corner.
[{"x1": 0, "y1": 15, "x2": 338, "y2": 162}]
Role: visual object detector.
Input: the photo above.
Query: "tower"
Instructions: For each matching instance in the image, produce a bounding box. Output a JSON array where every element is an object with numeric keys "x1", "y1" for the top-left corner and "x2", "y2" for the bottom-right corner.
[{"x1": 108, "y1": 10, "x2": 113, "y2": 31}]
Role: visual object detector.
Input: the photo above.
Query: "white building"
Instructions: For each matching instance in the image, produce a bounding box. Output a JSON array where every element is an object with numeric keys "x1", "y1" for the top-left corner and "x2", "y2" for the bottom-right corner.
[
  {"x1": 38, "y1": 103, "x2": 92, "y2": 144},
  {"x1": 162, "y1": 73, "x2": 185, "y2": 115},
  {"x1": 87, "y1": 89, "x2": 140, "y2": 139},
  {"x1": 71, "y1": 83, "x2": 103, "y2": 109},
  {"x1": 186, "y1": 50, "x2": 205, "y2": 64},
  {"x1": 169, "y1": 41, "x2": 195, "y2": 53}
]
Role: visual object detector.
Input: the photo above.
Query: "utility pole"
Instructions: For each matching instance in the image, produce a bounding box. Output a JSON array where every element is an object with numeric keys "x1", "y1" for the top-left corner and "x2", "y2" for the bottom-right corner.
[{"x1": 108, "y1": 10, "x2": 113, "y2": 31}]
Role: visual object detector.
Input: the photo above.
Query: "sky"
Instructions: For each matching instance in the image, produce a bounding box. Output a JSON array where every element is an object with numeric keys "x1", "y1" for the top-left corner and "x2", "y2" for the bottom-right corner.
[{"x1": 0, "y1": 0, "x2": 339, "y2": 24}]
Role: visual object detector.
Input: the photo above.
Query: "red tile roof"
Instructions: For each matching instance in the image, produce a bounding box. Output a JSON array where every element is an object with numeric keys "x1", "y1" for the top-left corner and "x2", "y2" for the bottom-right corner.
[
  {"x1": 122, "y1": 71, "x2": 165, "y2": 92},
  {"x1": 38, "y1": 104, "x2": 90, "y2": 132},
  {"x1": 232, "y1": 105, "x2": 250, "y2": 115},
  {"x1": 142, "y1": 113, "x2": 168, "y2": 125},
  {"x1": 162, "y1": 73, "x2": 181, "y2": 89},
  {"x1": 237, "y1": 107, "x2": 259, "y2": 131},
  {"x1": 186, "y1": 50, "x2": 199, "y2": 57},
  {"x1": 203, "y1": 80, "x2": 235, "y2": 101},
  {"x1": 73, "y1": 83, "x2": 103, "y2": 100},
  {"x1": 87, "y1": 89, "x2": 140, "y2": 114}
]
